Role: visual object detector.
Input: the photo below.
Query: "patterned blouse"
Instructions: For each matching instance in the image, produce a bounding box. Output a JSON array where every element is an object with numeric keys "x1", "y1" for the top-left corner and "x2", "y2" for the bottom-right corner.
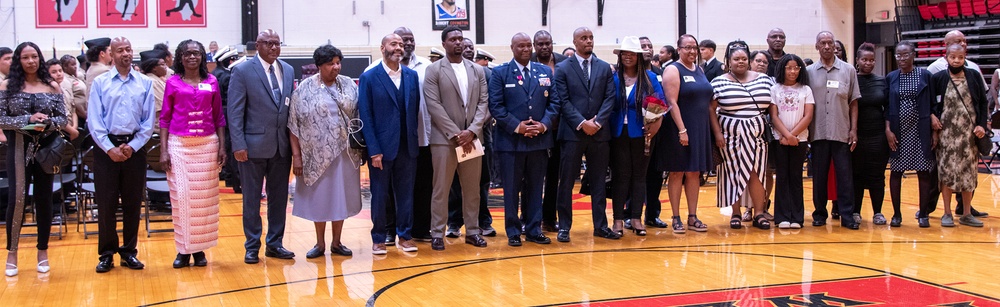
[
  {"x1": 288, "y1": 74, "x2": 362, "y2": 186},
  {"x1": 0, "y1": 90, "x2": 69, "y2": 131}
]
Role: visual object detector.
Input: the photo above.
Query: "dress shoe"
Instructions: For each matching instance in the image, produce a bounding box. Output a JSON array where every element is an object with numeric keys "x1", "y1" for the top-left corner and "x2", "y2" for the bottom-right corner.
[
  {"x1": 841, "y1": 222, "x2": 860, "y2": 230},
  {"x1": 5, "y1": 263, "x2": 17, "y2": 277},
  {"x1": 812, "y1": 220, "x2": 826, "y2": 227},
  {"x1": 244, "y1": 251, "x2": 260, "y2": 264},
  {"x1": 542, "y1": 223, "x2": 559, "y2": 232},
  {"x1": 507, "y1": 236, "x2": 522, "y2": 247},
  {"x1": 95, "y1": 257, "x2": 114, "y2": 273},
  {"x1": 557, "y1": 230, "x2": 570, "y2": 242},
  {"x1": 330, "y1": 244, "x2": 353, "y2": 256},
  {"x1": 918, "y1": 217, "x2": 930, "y2": 228},
  {"x1": 481, "y1": 227, "x2": 498, "y2": 237},
  {"x1": 120, "y1": 255, "x2": 145, "y2": 270},
  {"x1": 465, "y1": 234, "x2": 488, "y2": 247},
  {"x1": 594, "y1": 228, "x2": 622, "y2": 240},
  {"x1": 36, "y1": 259, "x2": 50, "y2": 273},
  {"x1": 265, "y1": 247, "x2": 296, "y2": 259},
  {"x1": 890, "y1": 215, "x2": 902, "y2": 227},
  {"x1": 445, "y1": 227, "x2": 461, "y2": 238},
  {"x1": 412, "y1": 234, "x2": 433, "y2": 242},
  {"x1": 831, "y1": 212, "x2": 840, "y2": 220},
  {"x1": 192, "y1": 252, "x2": 207, "y2": 267},
  {"x1": 173, "y1": 254, "x2": 191, "y2": 268},
  {"x1": 305, "y1": 246, "x2": 325, "y2": 259},
  {"x1": 525, "y1": 234, "x2": 551, "y2": 244},
  {"x1": 431, "y1": 238, "x2": 445, "y2": 251},
  {"x1": 645, "y1": 218, "x2": 668, "y2": 228},
  {"x1": 385, "y1": 235, "x2": 396, "y2": 246}
]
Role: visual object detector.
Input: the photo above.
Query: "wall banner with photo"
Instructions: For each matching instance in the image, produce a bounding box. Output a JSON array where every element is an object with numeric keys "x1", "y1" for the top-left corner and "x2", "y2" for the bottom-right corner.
[
  {"x1": 431, "y1": 0, "x2": 470, "y2": 30},
  {"x1": 157, "y1": 0, "x2": 207, "y2": 27},
  {"x1": 36, "y1": 0, "x2": 88, "y2": 28},
  {"x1": 97, "y1": 0, "x2": 148, "y2": 28}
]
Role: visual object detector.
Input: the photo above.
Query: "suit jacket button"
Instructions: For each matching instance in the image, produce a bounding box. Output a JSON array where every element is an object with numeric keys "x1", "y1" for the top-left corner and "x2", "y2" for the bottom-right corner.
[{"x1": 528, "y1": 106, "x2": 533, "y2": 110}]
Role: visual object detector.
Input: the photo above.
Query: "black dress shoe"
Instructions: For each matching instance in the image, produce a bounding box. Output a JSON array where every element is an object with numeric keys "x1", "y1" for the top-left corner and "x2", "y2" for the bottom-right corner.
[
  {"x1": 95, "y1": 257, "x2": 114, "y2": 273},
  {"x1": 594, "y1": 228, "x2": 622, "y2": 240},
  {"x1": 305, "y1": 246, "x2": 325, "y2": 259},
  {"x1": 812, "y1": 220, "x2": 826, "y2": 227},
  {"x1": 525, "y1": 234, "x2": 551, "y2": 244},
  {"x1": 542, "y1": 223, "x2": 559, "y2": 232},
  {"x1": 508, "y1": 236, "x2": 522, "y2": 247},
  {"x1": 971, "y1": 208, "x2": 988, "y2": 217},
  {"x1": 244, "y1": 251, "x2": 260, "y2": 264},
  {"x1": 842, "y1": 222, "x2": 860, "y2": 230},
  {"x1": 265, "y1": 247, "x2": 296, "y2": 259},
  {"x1": 192, "y1": 252, "x2": 207, "y2": 267},
  {"x1": 465, "y1": 234, "x2": 488, "y2": 247},
  {"x1": 890, "y1": 216, "x2": 902, "y2": 228},
  {"x1": 385, "y1": 235, "x2": 396, "y2": 246},
  {"x1": 481, "y1": 227, "x2": 498, "y2": 237},
  {"x1": 120, "y1": 255, "x2": 145, "y2": 270},
  {"x1": 556, "y1": 230, "x2": 570, "y2": 242},
  {"x1": 831, "y1": 212, "x2": 840, "y2": 220},
  {"x1": 431, "y1": 238, "x2": 445, "y2": 251},
  {"x1": 173, "y1": 254, "x2": 191, "y2": 268},
  {"x1": 918, "y1": 217, "x2": 930, "y2": 228},
  {"x1": 330, "y1": 244, "x2": 353, "y2": 256},
  {"x1": 645, "y1": 218, "x2": 668, "y2": 228}
]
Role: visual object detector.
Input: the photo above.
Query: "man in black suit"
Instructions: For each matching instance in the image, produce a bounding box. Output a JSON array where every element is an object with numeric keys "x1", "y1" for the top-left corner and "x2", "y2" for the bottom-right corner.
[
  {"x1": 700, "y1": 39, "x2": 723, "y2": 81},
  {"x1": 553, "y1": 27, "x2": 619, "y2": 242},
  {"x1": 529, "y1": 30, "x2": 567, "y2": 233}
]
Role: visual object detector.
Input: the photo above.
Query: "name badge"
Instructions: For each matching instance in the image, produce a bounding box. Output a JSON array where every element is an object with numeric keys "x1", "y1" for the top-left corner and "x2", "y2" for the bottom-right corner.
[
  {"x1": 683, "y1": 76, "x2": 695, "y2": 83},
  {"x1": 505, "y1": 83, "x2": 516, "y2": 88},
  {"x1": 198, "y1": 83, "x2": 212, "y2": 91},
  {"x1": 936, "y1": 95, "x2": 942, "y2": 103},
  {"x1": 538, "y1": 77, "x2": 551, "y2": 87},
  {"x1": 284, "y1": 97, "x2": 290, "y2": 106},
  {"x1": 826, "y1": 80, "x2": 840, "y2": 89}
]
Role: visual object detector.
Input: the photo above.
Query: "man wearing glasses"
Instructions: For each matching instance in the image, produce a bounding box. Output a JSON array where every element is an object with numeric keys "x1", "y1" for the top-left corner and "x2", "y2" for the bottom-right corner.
[{"x1": 228, "y1": 29, "x2": 297, "y2": 264}]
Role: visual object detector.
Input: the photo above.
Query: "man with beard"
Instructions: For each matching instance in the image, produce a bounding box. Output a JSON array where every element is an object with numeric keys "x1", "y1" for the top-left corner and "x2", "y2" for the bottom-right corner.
[
  {"x1": 529, "y1": 30, "x2": 567, "y2": 233},
  {"x1": 358, "y1": 33, "x2": 422, "y2": 255},
  {"x1": 365, "y1": 27, "x2": 435, "y2": 244},
  {"x1": 424, "y1": 26, "x2": 491, "y2": 250},
  {"x1": 764, "y1": 28, "x2": 786, "y2": 77}
]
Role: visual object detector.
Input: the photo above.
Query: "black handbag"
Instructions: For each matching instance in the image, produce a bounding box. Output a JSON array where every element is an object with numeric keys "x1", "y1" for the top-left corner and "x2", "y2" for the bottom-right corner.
[
  {"x1": 734, "y1": 75, "x2": 775, "y2": 143},
  {"x1": 31, "y1": 131, "x2": 74, "y2": 174},
  {"x1": 325, "y1": 84, "x2": 367, "y2": 150},
  {"x1": 949, "y1": 80, "x2": 994, "y2": 156}
]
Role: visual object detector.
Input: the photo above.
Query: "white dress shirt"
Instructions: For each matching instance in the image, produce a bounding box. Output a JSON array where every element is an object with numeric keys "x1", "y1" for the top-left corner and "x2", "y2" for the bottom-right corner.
[{"x1": 259, "y1": 56, "x2": 283, "y2": 92}]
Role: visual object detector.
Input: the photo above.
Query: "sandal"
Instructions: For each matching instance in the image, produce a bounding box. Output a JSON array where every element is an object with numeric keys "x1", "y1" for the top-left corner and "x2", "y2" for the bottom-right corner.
[
  {"x1": 753, "y1": 214, "x2": 771, "y2": 230},
  {"x1": 730, "y1": 214, "x2": 743, "y2": 229},
  {"x1": 671, "y1": 216, "x2": 686, "y2": 234},
  {"x1": 687, "y1": 215, "x2": 708, "y2": 232}
]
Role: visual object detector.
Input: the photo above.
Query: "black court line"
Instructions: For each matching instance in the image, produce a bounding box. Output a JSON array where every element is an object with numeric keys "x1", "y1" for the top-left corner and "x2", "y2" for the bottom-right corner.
[
  {"x1": 366, "y1": 248, "x2": 1000, "y2": 306},
  {"x1": 139, "y1": 240, "x2": 1000, "y2": 306},
  {"x1": 532, "y1": 274, "x2": 886, "y2": 307}
]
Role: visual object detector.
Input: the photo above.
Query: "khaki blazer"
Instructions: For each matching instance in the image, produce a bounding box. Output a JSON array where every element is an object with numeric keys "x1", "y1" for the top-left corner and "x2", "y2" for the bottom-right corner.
[{"x1": 423, "y1": 58, "x2": 490, "y2": 145}]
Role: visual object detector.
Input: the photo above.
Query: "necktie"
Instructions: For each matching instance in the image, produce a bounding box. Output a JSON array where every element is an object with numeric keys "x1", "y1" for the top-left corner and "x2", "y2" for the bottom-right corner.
[
  {"x1": 582, "y1": 59, "x2": 590, "y2": 81},
  {"x1": 269, "y1": 65, "x2": 281, "y2": 105},
  {"x1": 522, "y1": 67, "x2": 530, "y2": 82}
]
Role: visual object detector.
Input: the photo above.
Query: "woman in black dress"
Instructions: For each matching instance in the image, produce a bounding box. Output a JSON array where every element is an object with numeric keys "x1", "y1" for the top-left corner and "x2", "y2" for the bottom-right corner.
[{"x1": 850, "y1": 43, "x2": 890, "y2": 225}]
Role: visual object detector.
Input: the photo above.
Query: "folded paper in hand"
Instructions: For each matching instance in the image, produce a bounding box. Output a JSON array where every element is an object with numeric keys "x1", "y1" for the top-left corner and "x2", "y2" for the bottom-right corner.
[{"x1": 455, "y1": 139, "x2": 484, "y2": 163}]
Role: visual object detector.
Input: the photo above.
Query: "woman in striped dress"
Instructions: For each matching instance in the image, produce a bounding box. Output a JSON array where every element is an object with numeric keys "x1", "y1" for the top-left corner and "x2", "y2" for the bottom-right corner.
[{"x1": 708, "y1": 41, "x2": 775, "y2": 230}]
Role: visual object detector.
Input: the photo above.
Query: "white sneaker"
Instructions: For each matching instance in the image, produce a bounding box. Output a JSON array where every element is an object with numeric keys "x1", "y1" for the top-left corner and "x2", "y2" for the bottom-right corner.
[
  {"x1": 778, "y1": 221, "x2": 791, "y2": 229},
  {"x1": 790, "y1": 223, "x2": 802, "y2": 229}
]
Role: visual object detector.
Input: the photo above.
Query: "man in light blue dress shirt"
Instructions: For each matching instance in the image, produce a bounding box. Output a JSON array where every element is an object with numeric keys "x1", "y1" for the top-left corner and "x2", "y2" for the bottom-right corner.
[{"x1": 87, "y1": 37, "x2": 156, "y2": 273}]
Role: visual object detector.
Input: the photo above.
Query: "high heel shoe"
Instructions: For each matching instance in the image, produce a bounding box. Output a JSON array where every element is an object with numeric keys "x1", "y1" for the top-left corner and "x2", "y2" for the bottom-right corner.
[
  {"x1": 37, "y1": 260, "x2": 50, "y2": 273},
  {"x1": 632, "y1": 227, "x2": 647, "y2": 236},
  {"x1": 5, "y1": 263, "x2": 17, "y2": 277},
  {"x1": 172, "y1": 254, "x2": 191, "y2": 269},
  {"x1": 192, "y1": 252, "x2": 207, "y2": 267}
]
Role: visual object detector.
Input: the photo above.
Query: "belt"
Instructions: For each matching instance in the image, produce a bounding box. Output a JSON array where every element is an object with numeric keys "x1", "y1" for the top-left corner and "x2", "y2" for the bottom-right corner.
[{"x1": 109, "y1": 134, "x2": 135, "y2": 145}]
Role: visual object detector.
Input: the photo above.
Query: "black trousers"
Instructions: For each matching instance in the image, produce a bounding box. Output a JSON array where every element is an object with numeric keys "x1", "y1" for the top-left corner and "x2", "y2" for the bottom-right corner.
[
  {"x1": 773, "y1": 142, "x2": 808, "y2": 224},
  {"x1": 810, "y1": 140, "x2": 855, "y2": 222},
  {"x1": 557, "y1": 139, "x2": 610, "y2": 231},
  {"x1": 610, "y1": 134, "x2": 649, "y2": 220},
  {"x1": 5, "y1": 132, "x2": 54, "y2": 251},
  {"x1": 95, "y1": 145, "x2": 146, "y2": 258},
  {"x1": 541, "y1": 144, "x2": 561, "y2": 226}
]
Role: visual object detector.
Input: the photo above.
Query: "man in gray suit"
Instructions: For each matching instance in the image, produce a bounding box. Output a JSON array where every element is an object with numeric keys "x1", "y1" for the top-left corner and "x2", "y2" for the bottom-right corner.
[
  {"x1": 423, "y1": 26, "x2": 490, "y2": 251},
  {"x1": 228, "y1": 29, "x2": 296, "y2": 263}
]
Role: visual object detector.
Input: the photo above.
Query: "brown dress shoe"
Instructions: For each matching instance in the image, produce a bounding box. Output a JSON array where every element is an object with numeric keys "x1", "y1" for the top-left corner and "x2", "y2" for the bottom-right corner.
[{"x1": 465, "y1": 234, "x2": 487, "y2": 247}]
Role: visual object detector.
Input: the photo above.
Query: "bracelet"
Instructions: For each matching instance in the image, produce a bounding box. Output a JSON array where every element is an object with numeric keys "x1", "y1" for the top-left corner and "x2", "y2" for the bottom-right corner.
[{"x1": 678, "y1": 129, "x2": 688, "y2": 134}]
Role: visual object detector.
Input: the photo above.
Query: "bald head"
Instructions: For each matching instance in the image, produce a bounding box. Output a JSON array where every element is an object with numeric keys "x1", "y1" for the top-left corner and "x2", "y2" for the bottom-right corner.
[
  {"x1": 815, "y1": 31, "x2": 836, "y2": 62},
  {"x1": 255, "y1": 29, "x2": 281, "y2": 64},
  {"x1": 944, "y1": 30, "x2": 967, "y2": 48},
  {"x1": 816, "y1": 31, "x2": 834, "y2": 42},
  {"x1": 572, "y1": 27, "x2": 594, "y2": 57},
  {"x1": 512, "y1": 33, "x2": 533, "y2": 64},
  {"x1": 109, "y1": 37, "x2": 133, "y2": 71},
  {"x1": 256, "y1": 29, "x2": 279, "y2": 42},
  {"x1": 767, "y1": 28, "x2": 786, "y2": 54},
  {"x1": 511, "y1": 33, "x2": 531, "y2": 45},
  {"x1": 393, "y1": 27, "x2": 413, "y2": 36},
  {"x1": 533, "y1": 30, "x2": 554, "y2": 59},
  {"x1": 393, "y1": 27, "x2": 416, "y2": 60}
]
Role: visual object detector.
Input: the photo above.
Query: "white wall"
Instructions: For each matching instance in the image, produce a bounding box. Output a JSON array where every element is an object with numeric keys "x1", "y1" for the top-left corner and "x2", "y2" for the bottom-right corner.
[
  {"x1": 0, "y1": 0, "x2": 241, "y2": 54},
  {"x1": 865, "y1": 0, "x2": 896, "y2": 22}
]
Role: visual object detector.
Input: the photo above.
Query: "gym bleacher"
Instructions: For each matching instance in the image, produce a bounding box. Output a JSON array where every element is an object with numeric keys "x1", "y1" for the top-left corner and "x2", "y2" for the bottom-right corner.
[{"x1": 896, "y1": 0, "x2": 1000, "y2": 84}]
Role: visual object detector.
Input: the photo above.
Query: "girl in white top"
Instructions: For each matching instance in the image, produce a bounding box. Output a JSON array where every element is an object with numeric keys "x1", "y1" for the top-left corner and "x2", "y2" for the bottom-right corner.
[{"x1": 768, "y1": 54, "x2": 814, "y2": 229}]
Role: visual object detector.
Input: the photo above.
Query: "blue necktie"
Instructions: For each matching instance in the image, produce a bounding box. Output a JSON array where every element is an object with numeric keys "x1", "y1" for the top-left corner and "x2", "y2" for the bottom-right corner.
[{"x1": 269, "y1": 65, "x2": 281, "y2": 105}]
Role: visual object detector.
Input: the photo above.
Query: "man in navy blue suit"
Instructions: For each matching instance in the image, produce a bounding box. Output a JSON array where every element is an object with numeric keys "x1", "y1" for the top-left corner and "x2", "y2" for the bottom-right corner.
[
  {"x1": 489, "y1": 33, "x2": 561, "y2": 246},
  {"x1": 358, "y1": 33, "x2": 422, "y2": 255},
  {"x1": 553, "y1": 27, "x2": 619, "y2": 242}
]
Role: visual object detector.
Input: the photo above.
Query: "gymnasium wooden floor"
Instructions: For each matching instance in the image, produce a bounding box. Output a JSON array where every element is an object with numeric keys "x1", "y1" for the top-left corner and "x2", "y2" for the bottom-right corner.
[{"x1": 1, "y1": 168, "x2": 999, "y2": 306}]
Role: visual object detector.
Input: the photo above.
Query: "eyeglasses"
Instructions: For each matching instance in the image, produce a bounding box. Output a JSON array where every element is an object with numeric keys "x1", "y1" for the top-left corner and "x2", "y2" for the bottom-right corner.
[
  {"x1": 678, "y1": 46, "x2": 698, "y2": 51},
  {"x1": 258, "y1": 40, "x2": 282, "y2": 48},
  {"x1": 182, "y1": 51, "x2": 202, "y2": 58},
  {"x1": 894, "y1": 52, "x2": 913, "y2": 59}
]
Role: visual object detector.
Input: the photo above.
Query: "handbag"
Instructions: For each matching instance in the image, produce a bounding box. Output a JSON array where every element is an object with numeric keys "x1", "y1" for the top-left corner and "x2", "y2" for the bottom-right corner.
[
  {"x1": 733, "y1": 75, "x2": 775, "y2": 143},
  {"x1": 31, "y1": 130, "x2": 74, "y2": 175},
  {"x1": 949, "y1": 80, "x2": 993, "y2": 156},
  {"x1": 325, "y1": 84, "x2": 367, "y2": 150}
]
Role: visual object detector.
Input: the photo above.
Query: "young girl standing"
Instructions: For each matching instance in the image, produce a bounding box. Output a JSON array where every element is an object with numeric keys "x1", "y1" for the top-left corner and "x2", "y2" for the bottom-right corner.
[{"x1": 769, "y1": 54, "x2": 815, "y2": 229}]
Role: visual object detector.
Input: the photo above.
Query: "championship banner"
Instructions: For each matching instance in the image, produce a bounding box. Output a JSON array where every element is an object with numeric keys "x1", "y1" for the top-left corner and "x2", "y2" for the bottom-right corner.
[
  {"x1": 157, "y1": 0, "x2": 207, "y2": 28},
  {"x1": 36, "y1": 0, "x2": 88, "y2": 28},
  {"x1": 97, "y1": 0, "x2": 148, "y2": 28}
]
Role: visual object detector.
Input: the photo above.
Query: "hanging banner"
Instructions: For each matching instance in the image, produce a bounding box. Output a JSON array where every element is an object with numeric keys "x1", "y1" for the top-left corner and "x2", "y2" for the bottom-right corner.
[
  {"x1": 36, "y1": 0, "x2": 88, "y2": 28},
  {"x1": 157, "y1": 0, "x2": 207, "y2": 27},
  {"x1": 97, "y1": 0, "x2": 148, "y2": 28}
]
